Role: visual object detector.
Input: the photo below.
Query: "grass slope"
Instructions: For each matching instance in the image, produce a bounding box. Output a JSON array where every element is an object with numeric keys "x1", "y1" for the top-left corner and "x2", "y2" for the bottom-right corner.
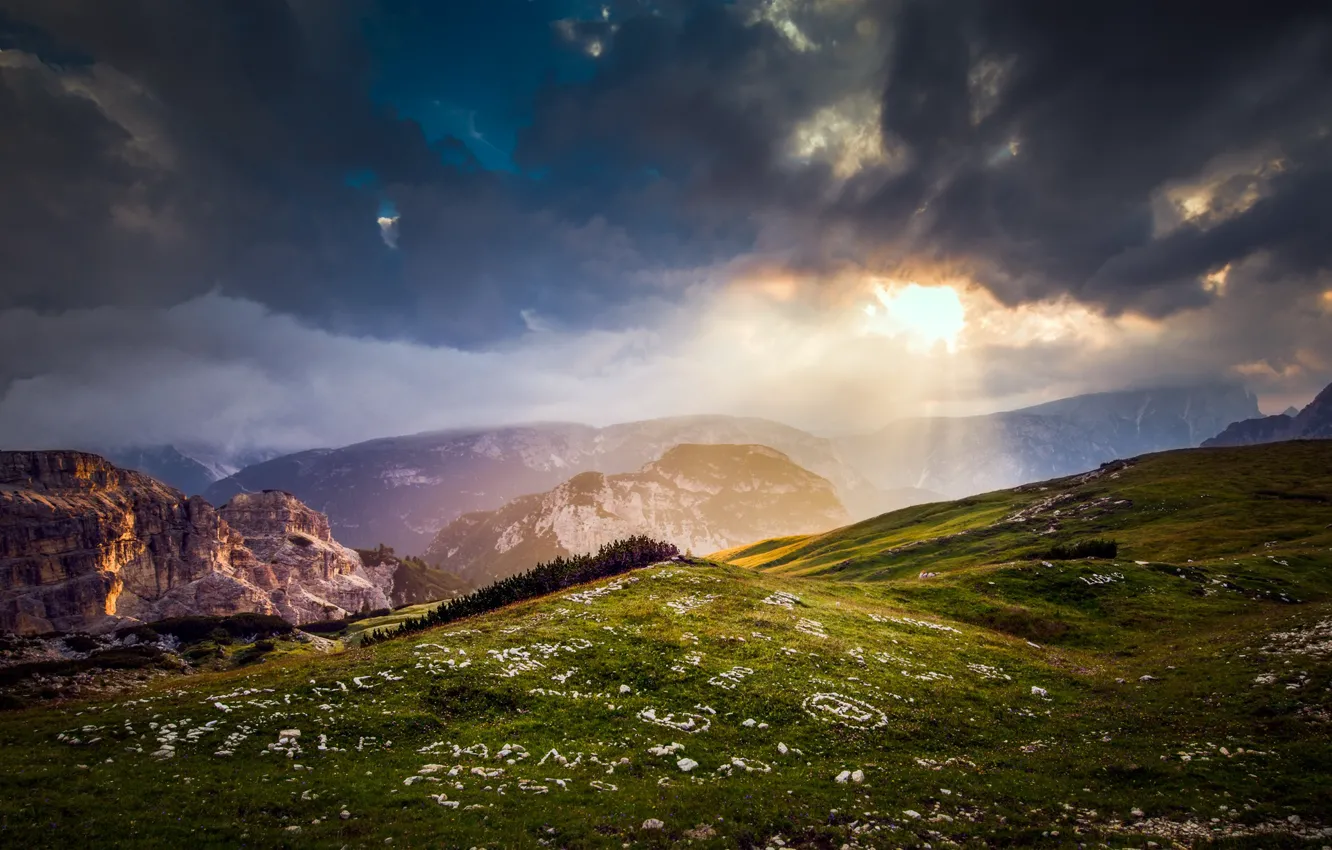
[
  {"x1": 0, "y1": 443, "x2": 1329, "y2": 848},
  {"x1": 715, "y1": 442, "x2": 1332, "y2": 579}
]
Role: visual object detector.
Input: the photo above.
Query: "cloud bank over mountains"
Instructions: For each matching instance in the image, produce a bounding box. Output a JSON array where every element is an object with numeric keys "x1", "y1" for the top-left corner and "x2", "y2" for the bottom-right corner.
[{"x1": 1, "y1": 0, "x2": 1329, "y2": 451}]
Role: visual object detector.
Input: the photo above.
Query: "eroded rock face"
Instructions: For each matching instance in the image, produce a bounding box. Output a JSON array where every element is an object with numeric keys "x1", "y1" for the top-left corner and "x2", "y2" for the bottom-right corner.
[
  {"x1": 219, "y1": 491, "x2": 394, "y2": 624},
  {"x1": 0, "y1": 452, "x2": 390, "y2": 634}
]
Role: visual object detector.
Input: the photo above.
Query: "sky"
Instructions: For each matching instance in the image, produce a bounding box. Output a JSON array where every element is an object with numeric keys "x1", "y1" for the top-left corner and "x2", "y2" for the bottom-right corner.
[{"x1": 1, "y1": 0, "x2": 1330, "y2": 454}]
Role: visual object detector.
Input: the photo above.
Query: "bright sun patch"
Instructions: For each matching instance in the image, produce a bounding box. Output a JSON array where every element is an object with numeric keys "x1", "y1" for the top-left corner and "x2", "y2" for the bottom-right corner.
[{"x1": 865, "y1": 283, "x2": 967, "y2": 353}]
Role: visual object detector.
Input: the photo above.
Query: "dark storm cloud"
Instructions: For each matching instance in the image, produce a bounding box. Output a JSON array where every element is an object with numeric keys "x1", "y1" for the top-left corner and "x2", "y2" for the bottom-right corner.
[
  {"x1": 0, "y1": 0, "x2": 694, "y2": 345},
  {"x1": 1, "y1": 0, "x2": 1330, "y2": 349},
  {"x1": 872, "y1": 0, "x2": 1332, "y2": 315},
  {"x1": 519, "y1": 0, "x2": 1332, "y2": 315},
  {"x1": 0, "y1": 1, "x2": 437, "y2": 321}
]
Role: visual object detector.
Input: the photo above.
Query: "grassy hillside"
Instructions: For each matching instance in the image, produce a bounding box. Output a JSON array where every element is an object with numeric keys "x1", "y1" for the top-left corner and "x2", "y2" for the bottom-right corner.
[
  {"x1": 715, "y1": 441, "x2": 1332, "y2": 579},
  {"x1": 0, "y1": 443, "x2": 1329, "y2": 847}
]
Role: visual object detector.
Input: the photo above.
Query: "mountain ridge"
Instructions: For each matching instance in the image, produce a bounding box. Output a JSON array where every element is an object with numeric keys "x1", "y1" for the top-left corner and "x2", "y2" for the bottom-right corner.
[
  {"x1": 200, "y1": 382, "x2": 1259, "y2": 556},
  {"x1": 1203, "y1": 380, "x2": 1332, "y2": 447},
  {"x1": 203, "y1": 416, "x2": 886, "y2": 554},
  {"x1": 423, "y1": 443, "x2": 850, "y2": 586}
]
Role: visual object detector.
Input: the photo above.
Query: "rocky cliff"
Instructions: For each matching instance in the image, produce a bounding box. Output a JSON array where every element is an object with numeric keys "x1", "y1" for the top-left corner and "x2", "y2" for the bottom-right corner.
[
  {"x1": 1203, "y1": 381, "x2": 1332, "y2": 447},
  {"x1": 0, "y1": 452, "x2": 391, "y2": 634},
  {"x1": 423, "y1": 443, "x2": 849, "y2": 586},
  {"x1": 218, "y1": 491, "x2": 395, "y2": 625}
]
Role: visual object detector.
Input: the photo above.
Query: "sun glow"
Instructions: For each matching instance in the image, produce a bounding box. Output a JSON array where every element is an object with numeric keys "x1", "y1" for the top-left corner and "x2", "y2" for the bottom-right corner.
[{"x1": 866, "y1": 283, "x2": 967, "y2": 352}]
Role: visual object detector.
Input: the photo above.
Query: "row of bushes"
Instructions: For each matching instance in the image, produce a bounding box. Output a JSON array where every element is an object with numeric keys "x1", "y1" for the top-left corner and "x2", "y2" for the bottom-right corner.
[
  {"x1": 115, "y1": 612, "x2": 293, "y2": 644},
  {"x1": 300, "y1": 608, "x2": 393, "y2": 634},
  {"x1": 361, "y1": 536, "x2": 679, "y2": 646},
  {"x1": 1028, "y1": 538, "x2": 1119, "y2": 561}
]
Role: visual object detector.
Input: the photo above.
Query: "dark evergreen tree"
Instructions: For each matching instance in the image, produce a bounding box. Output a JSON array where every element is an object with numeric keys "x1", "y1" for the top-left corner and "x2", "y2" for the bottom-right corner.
[{"x1": 360, "y1": 536, "x2": 679, "y2": 646}]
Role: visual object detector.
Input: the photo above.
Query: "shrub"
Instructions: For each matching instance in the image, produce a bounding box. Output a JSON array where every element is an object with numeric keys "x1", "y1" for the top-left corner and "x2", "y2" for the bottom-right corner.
[
  {"x1": 87, "y1": 646, "x2": 163, "y2": 669},
  {"x1": 1032, "y1": 538, "x2": 1119, "y2": 561},
  {"x1": 300, "y1": 619, "x2": 349, "y2": 634},
  {"x1": 149, "y1": 612, "x2": 292, "y2": 644},
  {"x1": 234, "y1": 639, "x2": 276, "y2": 666},
  {"x1": 182, "y1": 643, "x2": 220, "y2": 663},
  {"x1": 113, "y1": 624, "x2": 160, "y2": 644},
  {"x1": 62, "y1": 634, "x2": 99, "y2": 653},
  {"x1": 426, "y1": 680, "x2": 523, "y2": 720}
]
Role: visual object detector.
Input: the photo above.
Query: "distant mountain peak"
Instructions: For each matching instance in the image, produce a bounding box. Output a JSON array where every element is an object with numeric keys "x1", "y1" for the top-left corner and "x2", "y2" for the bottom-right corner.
[
  {"x1": 1202, "y1": 379, "x2": 1332, "y2": 448},
  {"x1": 837, "y1": 381, "x2": 1262, "y2": 497},
  {"x1": 203, "y1": 417, "x2": 879, "y2": 553},
  {"x1": 422, "y1": 443, "x2": 849, "y2": 586}
]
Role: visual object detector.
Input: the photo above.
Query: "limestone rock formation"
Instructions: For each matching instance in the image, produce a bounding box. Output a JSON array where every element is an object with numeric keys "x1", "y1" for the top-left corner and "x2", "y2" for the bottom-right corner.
[
  {"x1": 0, "y1": 451, "x2": 391, "y2": 635},
  {"x1": 219, "y1": 491, "x2": 395, "y2": 625},
  {"x1": 423, "y1": 443, "x2": 849, "y2": 586}
]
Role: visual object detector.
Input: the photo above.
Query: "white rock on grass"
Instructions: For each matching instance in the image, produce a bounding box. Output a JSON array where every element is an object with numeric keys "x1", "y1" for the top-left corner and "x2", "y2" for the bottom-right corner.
[
  {"x1": 1031, "y1": 686, "x2": 1048, "y2": 697},
  {"x1": 641, "y1": 819, "x2": 665, "y2": 830},
  {"x1": 835, "y1": 770, "x2": 851, "y2": 783},
  {"x1": 619, "y1": 684, "x2": 632, "y2": 694},
  {"x1": 777, "y1": 743, "x2": 789, "y2": 755},
  {"x1": 851, "y1": 769, "x2": 865, "y2": 783},
  {"x1": 677, "y1": 757, "x2": 699, "y2": 772}
]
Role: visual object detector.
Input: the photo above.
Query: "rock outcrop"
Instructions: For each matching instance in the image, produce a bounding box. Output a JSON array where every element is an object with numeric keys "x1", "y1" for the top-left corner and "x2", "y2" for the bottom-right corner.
[
  {"x1": 0, "y1": 452, "x2": 391, "y2": 634},
  {"x1": 219, "y1": 491, "x2": 395, "y2": 625},
  {"x1": 424, "y1": 443, "x2": 849, "y2": 587},
  {"x1": 1203, "y1": 381, "x2": 1332, "y2": 448}
]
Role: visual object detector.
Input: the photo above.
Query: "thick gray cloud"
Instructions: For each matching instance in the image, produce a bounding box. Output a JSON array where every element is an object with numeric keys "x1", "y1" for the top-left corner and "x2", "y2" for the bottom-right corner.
[
  {"x1": 0, "y1": 0, "x2": 1330, "y2": 452},
  {"x1": 521, "y1": 0, "x2": 1332, "y2": 315}
]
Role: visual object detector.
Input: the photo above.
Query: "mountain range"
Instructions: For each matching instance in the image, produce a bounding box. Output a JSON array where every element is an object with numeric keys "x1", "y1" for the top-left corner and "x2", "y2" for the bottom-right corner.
[
  {"x1": 192, "y1": 382, "x2": 1262, "y2": 555},
  {"x1": 835, "y1": 382, "x2": 1261, "y2": 496},
  {"x1": 423, "y1": 443, "x2": 849, "y2": 586},
  {"x1": 201, "y1": 416, "x2": 899, "y2": 554},
  {"x1": 1203, "y1": 381, "x2": 1332, "y2": 447}
]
